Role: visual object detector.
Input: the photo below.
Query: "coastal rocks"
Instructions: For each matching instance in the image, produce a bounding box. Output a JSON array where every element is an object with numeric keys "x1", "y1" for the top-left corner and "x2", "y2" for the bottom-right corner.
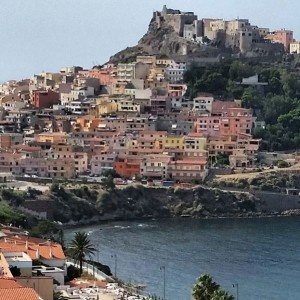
[{"x1": 96, "y1": 185, "x2": 261, "y2": 220}]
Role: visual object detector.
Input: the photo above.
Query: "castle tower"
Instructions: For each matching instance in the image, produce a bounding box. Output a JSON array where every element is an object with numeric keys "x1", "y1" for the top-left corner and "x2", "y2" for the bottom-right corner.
[{"x1": 162, "y1": 5, "x2": 167, "y2": 17}]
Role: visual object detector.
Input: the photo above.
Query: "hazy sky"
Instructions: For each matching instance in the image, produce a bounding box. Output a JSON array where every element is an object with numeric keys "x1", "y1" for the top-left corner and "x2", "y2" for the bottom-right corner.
[{"x1": 1, "y1": 0, "x2": 299, "y2": 82}]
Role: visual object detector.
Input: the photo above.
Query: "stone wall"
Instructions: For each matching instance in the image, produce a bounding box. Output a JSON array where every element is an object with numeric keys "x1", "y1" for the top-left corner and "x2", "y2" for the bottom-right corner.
[
  {"x1": 164, "y1": 14, "x2": 198, "y2": 37},
  {"x1": 254, "y1": 191, "x2": 300, "y2": 212}
]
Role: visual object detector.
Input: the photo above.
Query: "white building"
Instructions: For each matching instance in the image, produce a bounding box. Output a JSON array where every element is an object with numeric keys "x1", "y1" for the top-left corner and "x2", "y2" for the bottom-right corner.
[
  {"x1": 193, "y1": 96, "x2": 214, "y2": 113},
  {"x1": 61, "y1": 87, "x2": 94, "y2": 106},
  {"x1": 165, "y1": 61, "x2": 187, "y2": 83},
  {"x1": 290, "y1": 41, "x2": 300, "y2": 54},
  {"x1": 33, "y1": 265, "x2": 65, "y2": 285}
]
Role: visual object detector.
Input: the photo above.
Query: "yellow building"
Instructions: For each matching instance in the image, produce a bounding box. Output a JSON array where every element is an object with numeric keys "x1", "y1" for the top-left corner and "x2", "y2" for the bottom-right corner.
[
  {"x1": 35, "y1": 132, "x2": 67, "y2": 144},
  {"x1": 163, "y1": 135, "x2": 185, "y2": 150},
  {"x1": 156, "y1": 58, "x2": 172, "y2": 66},
  {"x1": 148, "y1": 65, "x2": 165, "y2": 80},
  {"x1": 136, "y1": 55, "x2": 156, "y2": 65},
  {"x1": 95, "y1": 98, "x2": 118, "y2": 116}
]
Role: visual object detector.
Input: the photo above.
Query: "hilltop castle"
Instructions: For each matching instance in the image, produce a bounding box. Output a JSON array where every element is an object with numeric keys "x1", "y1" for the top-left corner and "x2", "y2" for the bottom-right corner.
[{"x1": 153, "y1": 5, "x2": 291, "y2": 53}]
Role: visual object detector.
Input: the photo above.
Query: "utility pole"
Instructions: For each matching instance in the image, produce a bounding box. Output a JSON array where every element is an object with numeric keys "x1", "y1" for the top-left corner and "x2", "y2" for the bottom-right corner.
[
  {"x1": 233, "y1": 283, "x2": 239, "y2": 300},
  {"x1": 111, "y1": 254, "x2": 117, "y2": 277},
  {"x1": 160, "y1": 266, "x2": 166, "y2": 300}
]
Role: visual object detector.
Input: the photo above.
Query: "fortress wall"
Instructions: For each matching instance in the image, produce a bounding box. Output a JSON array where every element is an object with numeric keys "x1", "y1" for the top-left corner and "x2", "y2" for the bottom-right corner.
[{"x1": 165, "y1": 15, "x2": 197, "y2": 36}]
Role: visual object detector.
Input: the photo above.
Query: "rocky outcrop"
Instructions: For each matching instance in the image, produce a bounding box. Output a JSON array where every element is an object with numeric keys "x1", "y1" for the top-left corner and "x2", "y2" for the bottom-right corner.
[
  {"x1": 96, "y1": 185, "x2": 261, "y2": 219},
  {"x1": 109, "y1": 15, "x2": 222, "y2": 63}
]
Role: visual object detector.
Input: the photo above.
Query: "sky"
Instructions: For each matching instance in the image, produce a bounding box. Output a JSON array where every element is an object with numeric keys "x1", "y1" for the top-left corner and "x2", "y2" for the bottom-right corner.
[{"x1": 0, "y1": 0, "x2": 299, "y2": 82}]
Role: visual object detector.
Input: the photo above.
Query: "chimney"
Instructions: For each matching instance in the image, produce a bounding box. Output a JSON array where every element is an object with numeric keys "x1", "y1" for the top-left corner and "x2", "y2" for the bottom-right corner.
[
  {"x1": 49, "y1": 246, "x2": 52, "y2": 258},
  {"x1": 36, "y1": 245, "x2": 40, "y2": 259},
  {"x1": 25, "y1": 241, "x2": 28, "y2": 250}
]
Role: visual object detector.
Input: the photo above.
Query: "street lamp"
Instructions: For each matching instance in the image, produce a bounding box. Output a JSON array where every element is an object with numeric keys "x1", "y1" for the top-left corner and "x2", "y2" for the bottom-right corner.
[
  {"x1": 97, "y1": 243, "x2": 100, "y2": 262},
  {"x1": 232, "y1": 283, "x2": 239, "y2": 300},
  {"x1": 160, "y1": 266, "x2": 166, "y2": 300},
  {"x1": 111, "y1": 254, "x2": 117, "y2": 277}
]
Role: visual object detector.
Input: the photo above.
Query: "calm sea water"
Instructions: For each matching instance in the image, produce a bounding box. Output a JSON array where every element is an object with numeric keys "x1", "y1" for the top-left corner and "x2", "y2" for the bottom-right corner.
[{"x1": 65, "y1": 217, "x2": 300, "y2": 300}]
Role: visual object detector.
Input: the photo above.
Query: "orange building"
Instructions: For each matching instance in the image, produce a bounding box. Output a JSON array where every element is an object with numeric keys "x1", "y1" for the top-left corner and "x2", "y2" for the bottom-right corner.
[
  {"x1": 114, "y1": 156, "x2": 141, "y2": 178},
  {"x1": 75, "y1": 116, "x2": 101, "y2": 132},
  {"x1": 88, "y1": 68, "x2": 116, "y2": 85}
]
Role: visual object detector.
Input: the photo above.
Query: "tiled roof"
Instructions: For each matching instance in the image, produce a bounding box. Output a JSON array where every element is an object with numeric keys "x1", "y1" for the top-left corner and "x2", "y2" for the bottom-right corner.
[
  {"x1": 211, "y1": 101, "x2": 237, "y2": 114},
  {"x1": 0, "y1": 287, "x2": 39, "y2": 300},
  {"x1": 0, "y1": 237, "x2": 65, "y2": 260},
  {"x1": 0, "y1": 278, "x2": 22, "y2": 288},
  {"x1": 169, "y1": 160, "x2": 207, "y2": 165}
]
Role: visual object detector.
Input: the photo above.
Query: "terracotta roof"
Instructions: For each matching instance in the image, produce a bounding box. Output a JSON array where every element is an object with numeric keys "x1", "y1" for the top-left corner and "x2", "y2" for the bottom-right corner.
[
  {"x1": 187, "y1": 132, "x2": 204, "y2": 138},
  {"x1": 0, "y1": 253, "x2": 13, "y2": 277},
  {"x1": 211, "y1": 101, "x2": 237, "y2": 114},
  {"x1": 0, "y1": 287, "x2": 39, "y2": 300},
  {"x1": 170, "y1": 160, "x2": 207, "y2": 165},
  {"x1": 0, "y1": 278, "x2": 22, "y2": 288},
  {"x1": 0, "y1": 237, "x2": 65, "y2": 260}
]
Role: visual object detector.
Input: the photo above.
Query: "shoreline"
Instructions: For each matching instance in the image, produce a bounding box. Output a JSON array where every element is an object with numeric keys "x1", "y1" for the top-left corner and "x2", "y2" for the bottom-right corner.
[{"x1": 60, "y1": 210, "x2": 300, "y2": 230}]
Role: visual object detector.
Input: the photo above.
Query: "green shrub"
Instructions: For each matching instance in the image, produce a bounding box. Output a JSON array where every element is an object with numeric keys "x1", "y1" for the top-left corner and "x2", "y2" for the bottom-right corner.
[{"x1": 277, "y1": 160, "x2": 289, "y2": 168}]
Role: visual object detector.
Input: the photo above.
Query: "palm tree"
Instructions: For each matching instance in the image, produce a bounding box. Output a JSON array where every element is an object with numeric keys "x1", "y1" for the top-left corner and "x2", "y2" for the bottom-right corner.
[
  {"x1": 192, "y1": 274, "x2": 220, "y2": 300},
  {"x1": 68, "y1": 231, "x2": 96, "y2": 275},
  {"x1": 212, "y1": 289, "x2": 234, "y2": 300}
]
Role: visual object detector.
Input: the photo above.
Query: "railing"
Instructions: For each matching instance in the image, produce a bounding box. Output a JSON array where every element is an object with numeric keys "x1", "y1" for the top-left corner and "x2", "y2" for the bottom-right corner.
[{"x1": 66, "y1": 258, "x2": 114, "y2": 282}]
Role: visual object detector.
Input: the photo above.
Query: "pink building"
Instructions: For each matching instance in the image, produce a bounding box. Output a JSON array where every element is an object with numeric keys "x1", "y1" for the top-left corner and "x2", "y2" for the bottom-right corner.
[
  {"x1": 267, "y1": 30, "x2": 294, "y2": 51},
  {"x1": 196, "y1": 107, "x2": 253, "y2": 137}
]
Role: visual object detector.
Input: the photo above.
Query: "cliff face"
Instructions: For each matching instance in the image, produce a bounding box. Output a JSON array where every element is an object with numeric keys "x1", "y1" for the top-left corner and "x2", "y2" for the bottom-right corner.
[
  {"x1": 96, "y1": 185, "x2": 261, "y2": 220},
  {"x1": 109, "y1": 16, "x2": 220, "y2": 64}
]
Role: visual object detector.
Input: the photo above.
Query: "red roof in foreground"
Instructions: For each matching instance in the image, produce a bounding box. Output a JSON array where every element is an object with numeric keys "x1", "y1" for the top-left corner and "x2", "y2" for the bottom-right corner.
[
  {"x1": 0, "y1": 287, "x2": 39, "y2": 300},
  {"x1": 0, "y1": 278, "x2": 22, "y2": 289}
]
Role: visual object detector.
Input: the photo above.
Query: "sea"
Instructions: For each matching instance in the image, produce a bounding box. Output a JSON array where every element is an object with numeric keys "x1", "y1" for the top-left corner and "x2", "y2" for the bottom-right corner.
[{"x1": 64, "y1": 217, "x2": 300, "y2": 300}]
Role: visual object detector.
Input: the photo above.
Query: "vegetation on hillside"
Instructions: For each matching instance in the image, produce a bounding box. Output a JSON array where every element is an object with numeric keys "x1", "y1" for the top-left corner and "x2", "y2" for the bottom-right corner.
[
  {"x1": 184, "y1": 57, "x2": 300, "y2": 151},
  {"x1": 0, "y1": 200, "x2": 27, "y2": 227},
  {"x1": 214, "y1": 172, "x2": 300, "y2": 192},
  {"x1": 96, "y1": 185, "x2": 259, "y2": 219}
]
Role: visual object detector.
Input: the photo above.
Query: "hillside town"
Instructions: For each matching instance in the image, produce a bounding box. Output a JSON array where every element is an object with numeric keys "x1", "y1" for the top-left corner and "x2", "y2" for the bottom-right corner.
[
  {"x1": 0, "y1": 7, "x2": 299, "y2": 185},
  {"x1": 0, "y1": 58, "x2": 262, "y2": 183},
  {"x1": 1, "y1": 5, "x2": 300, "y2": 300}
]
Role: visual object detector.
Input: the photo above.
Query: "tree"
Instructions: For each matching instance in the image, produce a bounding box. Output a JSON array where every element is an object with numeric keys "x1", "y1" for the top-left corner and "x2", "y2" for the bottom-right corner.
[
  {"x1": 212, "y1": 289, "x2": 234, "y2": 300},
  {"x1": 263, "y1": 95, "x2": 295, "y2": 125},
  {"x1": 53, "y1": 291, "x2": 68, "y2": 300},
  {"x1": 66, "y1": 265, "x2": 81, "y2": 281},
  {"x1": 192, "y1": 274, "x2": 220, "y2": 300},
  {"x1": 241, "y1": 87, "x2": 261, "y2": 109},
  {"x1": 29, "y1": 220, "x2": 59, "y2": 238},
  {"x1": 9, "y1": 266, "x2": 21, "y2": 277},
  {"x1": 192, "y1": 274, "x2": 234, "y2": 300},
  {"x1": 101, "y1": 175, "x2": 115, "y2": 191},
  {"x1": 68, "y1": 231, "x2": 96, "y2": 275}
]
